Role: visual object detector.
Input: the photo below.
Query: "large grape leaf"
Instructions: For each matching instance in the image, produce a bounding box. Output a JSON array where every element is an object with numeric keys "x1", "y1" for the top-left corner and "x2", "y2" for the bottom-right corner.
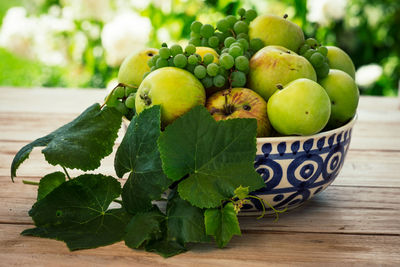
[
  {"x1": 166, "y1": 190, "x2": 208, "y2": 244},
  {"x1": 204, "y1": 202, "x2": 241, "y2": 248},
  {"x1": 114, "y1": 106, "x2": 172, "y2": 214},
  {"x1": 37, "y1": 171, "x2": 66, "y2": 201},
  {"x1": 21, "y1": 174, "x2": 131, "y2": 250},
  {"x1": 11, "y1": 104, "x2": 122, "y2": 180},
  {"x1": 158, "y1": 106, "x2": 264, "y2": 208}
]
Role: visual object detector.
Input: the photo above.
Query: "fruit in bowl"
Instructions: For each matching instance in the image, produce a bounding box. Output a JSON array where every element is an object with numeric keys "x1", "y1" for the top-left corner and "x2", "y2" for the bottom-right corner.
[{"x1": 12, "y1": 7, "x2": 360, "y2": 257}]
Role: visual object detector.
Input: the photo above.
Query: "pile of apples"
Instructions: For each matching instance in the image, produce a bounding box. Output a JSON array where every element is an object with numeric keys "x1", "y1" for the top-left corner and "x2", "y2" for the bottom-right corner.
[{"x1": 111, "y1": 12, "x2": 359, "y2": 137}]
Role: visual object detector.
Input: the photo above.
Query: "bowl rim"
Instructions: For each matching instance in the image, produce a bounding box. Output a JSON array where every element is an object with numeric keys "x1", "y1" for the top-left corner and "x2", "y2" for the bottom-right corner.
[{"x1": 256, "y1": 114, "x2": 357, "y2": 143}]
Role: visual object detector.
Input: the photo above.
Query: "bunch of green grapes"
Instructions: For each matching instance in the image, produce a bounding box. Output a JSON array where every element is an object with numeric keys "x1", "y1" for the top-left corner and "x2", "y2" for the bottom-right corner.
[
  {"x1": 298, "y1": 38, "x2": 330, "y2": 79},
  {"x1": 145, "y1": 8, "x2": 265, "y2": 89},
  {"x1": 104, "y1": 85, "x2": 136, "y2": 119}
]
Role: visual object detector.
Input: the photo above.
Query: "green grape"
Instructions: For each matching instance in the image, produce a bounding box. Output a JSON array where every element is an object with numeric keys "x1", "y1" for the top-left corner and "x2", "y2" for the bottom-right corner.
[
  {"x1": 125, "y1": 95, "x2": 136, "y2": 109},
  {"x1": 235, "y1": 56, "x2": 249, "y2": 71},
  {"x1": 142, "y1": 71, "x2": 150, "y2": 80},
  {"x1": 201, "y1": 76, "x2": 213, "y2": 88},
  {"x1": 159, "y1": 47, "x2": 171, "y2": 59},
  {"x1": 303, "y1": 49, "x2": 316, "y2": 60},
  {"x1": 317, "y1": 46, "x2": 328, "y2": 56},
  {"x1": 219, "y1": 53, "x2": 235, "y2": 69},
  {"x1": 305, "y1": 38, "x2": 319, "y2": 49},
  {"x1": 189, "y1": 37, "x2": 201, "y2": 46},
  {"x1": 113, "y1": 86, "x2": 125, "y2": 98},
  {"x1": 151, "y1": 54, "x2": 160, "y2": 66},
  {"x1": 249, "y1": 38, "x2": 264, "y2": 52},
  {"x1": 125, "y1": 86, "x2": 135, "y2": 96},
  {"x1": 236, "y1": 33, "x2": 249, "y2": 40},
  {"x1": 194, "y1": 53, "x2": 202, "y2": 61},
  {"x1": 115, "y1": 101, "x2": 129, "y2": 115},
  {"x1": 156, "y1": 58, "x2": 168, "y2": 68},
  {"x1": 208, "y1": 36, "x2": 219, "y2": 48},
  {"x1": 188, "y1": 54, "x2": 198, "y2": 65},
  {"x1": 316, "y1": 62, "x2": 330, "y2": 78},
  {"x1": 219, "y1": 65, "x2": 229, "y2": 77},
  {"x1": 150, "y1": 66, "x2": 157, "y2": 72},
  {"x1": 233, "y1": 21, "x2": 249, "y2": 35},
  {"x1": 224, "y1": 37, "x2": 236, "y2": 48},
  {"x1": 238, "y1": 8, "x2": 246, "y2": 17},
  {"x1": 221, "y1": 48, "x2": 229, "y2": 54},
  {"x1": 237, "y1": 38, "x2": 249, "y2": 51},
  {"x1": 203, "y1": 53, "x2": 214, "y2": 65},
  {"x1": 170, "y1": 44, "x2": 183, "y2": 56},
  {"x1": 216, "y1": 19, "x2": 230, "y2": 33},
  {"x1": 310, "y1": 52, "x2": 325, "y2": 68},
  {"x1": 299, "y1": 43, "x2": 310, "y2": 55},
  {"x1": 214, "y1": 47, "x2": 221, "y2": 54},
  {"x1": 201, "y1": 38, "x2": 209, "y2": 46},
  {"x1": 200, "y1": 24, "x2": 215, "y2": 38},
  {"x1": 173, "y1": 54, "x2": 187, "y2": 68},
  {"x1": 186, "y1": 63, "x2": 196, "y2": 73},
  {"x1": 245, "y1": 9, "x2": 257, "y2": 21},
  {"x1": 194, "y1": 65, "x2": 207, "y2": 79},
  {"x1": 147, "y1": 57, "x2": 154, "y2": 67},
  {"x1": 190, "y1": 31, "x2": 201, "y2": 38},
  {"x1": 191, "y1": 21, "x2": 202, "y2": 33},
  {"x1": 231, "y1": 71, "x2": 246, "y2": 87},
  {"x1": 229, "y1": 45, "x2": 243, "y2": 58},
  {"x1": 168, "y1": 57, "x2": 175, "y2": 66},
  {"x1": 185, "y1": 44, "x2": 196, "y2": 55},
  {"x1": 161, "y1": 42, "x2": 168, "y2": 47},
  {"x1": 207, "y1": 63, "x2": 219, "y2": 77},
  {"x1": 226, "y1": 15, "x2": 238, "y2": 28},
  {"x1": 213, "y1": 75, "x2": 226, "y2": 88},
  {"x1": 215, "y1": 32, "x2": 225, "y2": 42},
  {"x1": 222, "y1": 31, "x2": 233, "y2": 40}
]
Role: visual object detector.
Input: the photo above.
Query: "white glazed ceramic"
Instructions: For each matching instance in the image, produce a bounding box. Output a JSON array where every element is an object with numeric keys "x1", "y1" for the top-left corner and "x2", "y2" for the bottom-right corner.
[{"x1": 242, "y1": 116, "x2": 357, "y2": 214}]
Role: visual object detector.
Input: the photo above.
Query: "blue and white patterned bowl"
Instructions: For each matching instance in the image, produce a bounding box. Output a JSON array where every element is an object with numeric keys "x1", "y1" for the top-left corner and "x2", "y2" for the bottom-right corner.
[{"x1": 242, "y1": 116, "x2": 357, "y2": 214}]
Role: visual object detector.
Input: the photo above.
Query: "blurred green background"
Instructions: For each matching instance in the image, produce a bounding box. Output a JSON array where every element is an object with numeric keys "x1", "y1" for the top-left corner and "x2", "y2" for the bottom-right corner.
[{"x1": 0, "y1": 0, "x2": 398, "y2": 96}]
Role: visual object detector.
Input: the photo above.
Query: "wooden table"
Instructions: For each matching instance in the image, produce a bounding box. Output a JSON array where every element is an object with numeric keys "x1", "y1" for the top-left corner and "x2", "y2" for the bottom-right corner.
[{"x1": 0, "y1": 87, "x2": 399, "y2": 266}]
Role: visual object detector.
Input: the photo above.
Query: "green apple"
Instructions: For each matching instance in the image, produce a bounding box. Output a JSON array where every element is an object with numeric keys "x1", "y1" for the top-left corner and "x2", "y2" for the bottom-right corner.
[
  {"x1": 135, "y1": 67, "x2": 206, "y2": 126},
  {"x1": 249, "y1": 14, "x2": 305, "y2": 52},
  {"x1": 118, "y1": 48, "x2": 158, "y2": 88},
  {"x1": 319, "y1": 69, "x2": 359, "y2": 129},
  {"x1": 206, "y1": 88, "x2": 272, "y2": 137},
  {"x1": 267, "y1": 78, "x2": 331, "y2": 136},
  {"x1": 326, "y1": 46, "x2": 355, "y2": 79},
  {"x1": 248, "y1": 45, "x2": 317, "y2": 101}
]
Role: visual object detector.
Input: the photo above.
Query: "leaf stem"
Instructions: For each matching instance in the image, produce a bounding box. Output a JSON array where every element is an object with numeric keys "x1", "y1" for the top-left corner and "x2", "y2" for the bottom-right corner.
[
  {"x1": 62, "y1": 166, "x2": 71, "y2": 180},
  {"x1": 22, "y1": 180, "x2": 39, "y2": 186}
]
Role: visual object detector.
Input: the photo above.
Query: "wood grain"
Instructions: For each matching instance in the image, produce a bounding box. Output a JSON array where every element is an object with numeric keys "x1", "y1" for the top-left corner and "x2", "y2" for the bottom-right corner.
[{"x1": 1, "y1": 87, "x2": 399, "y2": 266}]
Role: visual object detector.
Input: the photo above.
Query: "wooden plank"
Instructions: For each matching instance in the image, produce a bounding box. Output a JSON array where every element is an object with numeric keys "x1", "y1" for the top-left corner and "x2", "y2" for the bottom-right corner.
[
  {"x1": 2, "y1": 140, "x2": 400, "y2": 187},
  {"x1": 0, "y1": 224, "x2": 399, "y2": 266},
  {"x1": 1, "y1": 176, "x2": 399, "y2": 235}
]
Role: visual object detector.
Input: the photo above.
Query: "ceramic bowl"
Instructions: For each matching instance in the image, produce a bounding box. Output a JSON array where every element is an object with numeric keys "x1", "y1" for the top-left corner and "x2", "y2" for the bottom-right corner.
[{"x1": 242, "y1": 116, "x2": 357, "y2": 214}]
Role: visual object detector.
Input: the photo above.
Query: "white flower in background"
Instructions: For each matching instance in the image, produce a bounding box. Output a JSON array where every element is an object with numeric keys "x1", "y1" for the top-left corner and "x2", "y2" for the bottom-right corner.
[
  {"x1": 131, "y1": 0, "x2": 152, "y2": 10},
  {"x1": 64, "y1": 0, "x2": 112, "y2": 21},
  {"x1": 307, "y1": 0, "x2": 348, "y2": 25},
  {"x1": 0, "y1": 7, "x2": 36, "y2": 59},
  {"x1": 355, "y1": 64, "x2": 383, "y2": 88},
  {"x1": 101, "y1": 12, "x2": 152, "y2": 67},
  {"x1": 157, "y1": 28, "x2": 171, "y2": 44}
]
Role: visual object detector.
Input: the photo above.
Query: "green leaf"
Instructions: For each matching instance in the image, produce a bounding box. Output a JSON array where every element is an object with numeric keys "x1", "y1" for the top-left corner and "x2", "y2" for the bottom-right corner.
[
  {"x1": 37, "y1": 172, "x2": 66, "y2": 201},
  {"x1": 204, "y1": 202, "x2": 241, "y2": 248},
  {"x1": 166, "y1": 190, "x2": 208, "y2": 244},
  {"x1": 145, "y1": 239, "x2": 186, "y2": 258},
  {"x1": 158, "y1": 105, "x2": 264, "y2": 208},
  {"x1": 11, "y1": 104, "x2": 122, "y2": 180},
  {"x1": 234, "y1": 185, "x2": 250, "y2": 200},
  {"x1": 115, "y1": 106, "x2": 172, "y2": 214},
  {"x1": 21, "y1": 174, "x2": 131, "y2": 250},
  {"x1": 124, "y1": 207, "x2": 164, "y2": 249}
]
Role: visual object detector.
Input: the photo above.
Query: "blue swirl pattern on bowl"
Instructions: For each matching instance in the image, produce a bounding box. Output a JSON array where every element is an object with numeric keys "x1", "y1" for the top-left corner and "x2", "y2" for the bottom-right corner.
[{"x1": 242, "y1": 117, "x2": 356, "y2": 213}]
